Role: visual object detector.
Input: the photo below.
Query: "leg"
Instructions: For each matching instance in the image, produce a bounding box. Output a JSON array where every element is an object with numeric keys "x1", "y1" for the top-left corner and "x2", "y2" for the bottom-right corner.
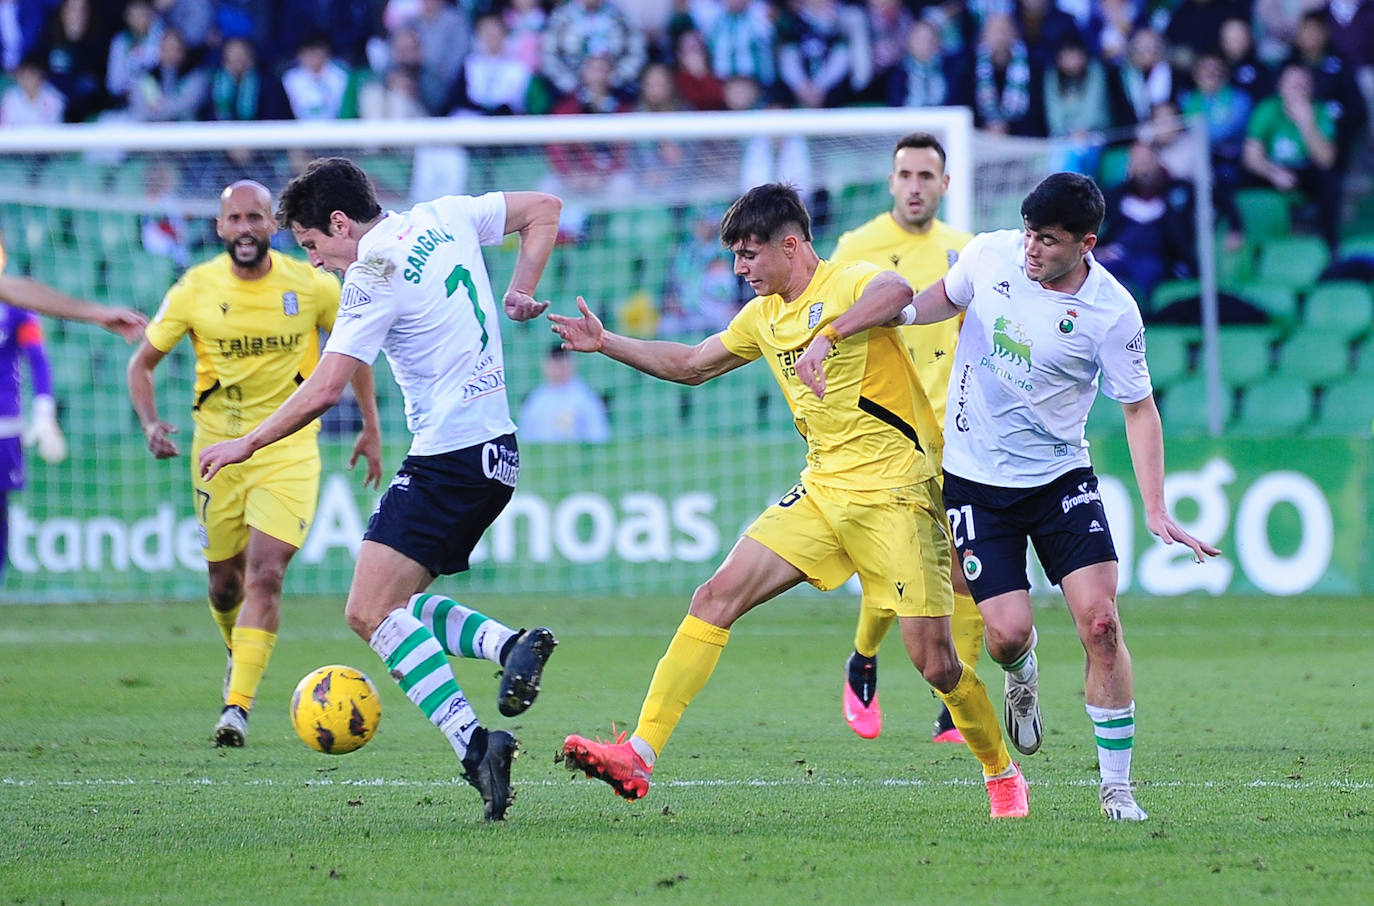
[
  {"x1": 563, "y1": 536, "x2": 804, "y2": 800},
  {"x1": 980, "y1": 588, "x2": 1043, "y2": 757},
  {"x1": 206, "y1": 552, "x2": 245, "y2": 649},
  {"x1": 933, "y1": 549, "x2": 985, "y2": 743},
  {"x1": 221, "y1": 530, "x2": 297, "y2": 718},
  {"x1": 349, "y1": 540, "x2": 516, "y2": 820},
  {"x1": 842, "y1": 596, "x2": 891, "y2": 739}
]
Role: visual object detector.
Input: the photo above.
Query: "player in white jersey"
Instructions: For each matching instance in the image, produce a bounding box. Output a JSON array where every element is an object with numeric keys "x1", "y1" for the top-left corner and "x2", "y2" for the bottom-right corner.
[
  {"x1": 198, "y1": 158, "x2": 561, "y2": 821},
  {"x1": 798, "y1": 172, "x2": 1219, "y2": 821}
]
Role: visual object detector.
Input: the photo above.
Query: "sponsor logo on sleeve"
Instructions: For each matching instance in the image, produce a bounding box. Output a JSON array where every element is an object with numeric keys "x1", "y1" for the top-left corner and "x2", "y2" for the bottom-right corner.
[
  {"x1": 341, "y1": 284, "x2": 372, "y2": 311},
  {"x1": 1126, "y1": 328, "x2": 1146, "y2": 353}
]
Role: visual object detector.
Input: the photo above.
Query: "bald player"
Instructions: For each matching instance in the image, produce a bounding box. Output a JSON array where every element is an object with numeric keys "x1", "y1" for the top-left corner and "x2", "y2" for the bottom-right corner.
[{"x1": 127, "y1": 180, "x2": 384, "y2": 747}]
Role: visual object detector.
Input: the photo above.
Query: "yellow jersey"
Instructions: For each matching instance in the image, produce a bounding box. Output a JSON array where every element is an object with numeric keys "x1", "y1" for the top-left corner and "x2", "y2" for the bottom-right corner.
[
  {"x1": 145, "y1": 250, "x2": 341, "y2": 444},
  {"x1": 720, "y1": 258, "x2": 940, "y2": 491},
  {"x1": 831, "y1": 214, "x2": 971, "y2": 428}
]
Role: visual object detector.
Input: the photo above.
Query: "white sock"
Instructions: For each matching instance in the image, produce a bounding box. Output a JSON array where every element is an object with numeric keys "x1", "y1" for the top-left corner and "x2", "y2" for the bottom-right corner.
[
  {"x1": 1086, "y1": 700, "x2": 1135, "y2": 785},
  {"x1": 370, "y1": 607, "x2": 480, "y2": 759},
  {"x1": 408, "y1": 592, "x2": 515, "y2": 663},
  {"x1": 630, "y1": 735, "x2": 656, "y2": 767}
]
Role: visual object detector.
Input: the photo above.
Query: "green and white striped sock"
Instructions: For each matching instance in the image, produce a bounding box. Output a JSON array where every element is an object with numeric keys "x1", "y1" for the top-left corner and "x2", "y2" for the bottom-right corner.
[
  {"x1": 409, "y1": 593, "x2": 516, "y2": 664},
  {"x1": 370, "y1": 608, "x2": 479, "y2": 759},
  {"x1": 1086, "y1": 701, "x2": 1135, "y2": 785}
]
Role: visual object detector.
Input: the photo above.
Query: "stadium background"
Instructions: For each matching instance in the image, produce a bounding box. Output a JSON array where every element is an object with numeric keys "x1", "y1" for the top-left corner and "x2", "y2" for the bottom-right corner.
[{"x1": 0, "y1": 0, "x2": 1372, "y2": 603}]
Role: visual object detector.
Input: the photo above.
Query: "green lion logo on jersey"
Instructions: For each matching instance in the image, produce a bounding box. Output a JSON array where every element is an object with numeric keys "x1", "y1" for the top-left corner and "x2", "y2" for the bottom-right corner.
[{"x1": 993, "y1": 316, "x2": 1033, "y2": 372}]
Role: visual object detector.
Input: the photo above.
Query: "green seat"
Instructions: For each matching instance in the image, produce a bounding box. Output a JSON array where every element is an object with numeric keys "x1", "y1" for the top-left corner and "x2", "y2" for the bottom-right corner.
[
  {"x1": 1309, "y1": 378, "x2": 1374, "y2": 435},
  {"x1": 1233, "y1": 282, "x2": 1298, "y2": 324},
  {"x1": 1216, "y1": 326, "x2": 1276, "y2": 384},
  {"x1": 1232, "y1": 376, "x2": 1312, "y2": 435},
  {"x1": 1235, "y1": 188, "x2": 1292, "y2": 240},
  {"x1": 30, "y1": 245, "x2": 101, "y2": 299},
  {"x1": 1303, "y1": 282, "x2": 1373, "y2": 340},
  {"x1": 1276, "y1": 328, "x2": 1354, "y2": 385},
  {"x1": 1145, "y1": 326, "x2": 1194, "y2": 389},
  {"x1": 1159, "y1": 375, "x2": 1232, "y2": 434},
  {"x1": 1097, "y1": 144, "x2": 1130, "y2": 186},
  {"x1": 1149, "y1": 279, "x2": 1199, "y2": 310},
  {"x1": 1338, "y1": 233, "x2": 1374, "y2": 258},
  {"x1": 1085, "y1": 393, "x2": 1127, "y2": 437},
  {"x1": 1255, "y1": 236, "x2": 1330, "y2": 292}
]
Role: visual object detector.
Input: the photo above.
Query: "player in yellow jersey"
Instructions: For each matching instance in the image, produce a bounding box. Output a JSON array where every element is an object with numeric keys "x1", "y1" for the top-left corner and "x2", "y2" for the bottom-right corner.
[
  {"x1": 553, "y1": 183, "x2": 1029, "y2": 819},
  {"x1": 126, "y1": 181, "x2": 383, "y2": 747},
  {"x1": 829, "y1": 132, "x2": 988, "y2": 745}
]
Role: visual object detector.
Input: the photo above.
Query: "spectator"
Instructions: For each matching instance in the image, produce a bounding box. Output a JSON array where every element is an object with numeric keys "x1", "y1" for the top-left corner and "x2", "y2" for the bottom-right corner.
[
  {"x1": 128, "y1": 27, "x2": 208, "y2": 122},
  {"x1": 703, "y1": 0, "x2": 776, "y2": 91},
  {"x1": 541, "y1": 0, "x2": 647, "y2": 99},
  {"x1": 919, "y1": 0, "x2": 980, "y2": 63},
  {"x1": 281, "y1": 32, "x2": 352, "y2": 120},
  {"x1": 404, "y1": 0, "x2": 471, "y2": 115},
  {"x1": 1095, "y1": 139, "x2": 1197, "y2": 311},
  {"x1": 1017, "y1": 0, "x2": 1082, "y2": 71},
  {"x1": 272, "y1": 0, "x2": 374, "y2": 69},
  {"x1": 673, "y1": 28, "x2": 724, "y2": 111},
  {"x1": 0, "y1": 0, "x2": 56, "y2": 74},
  {"x1": 1178, "y1": 53, "x2": 1251, "y2": 245},
  {"x1": 1090, "y1": 0, "x2": 1142, "y2": 63},
  {"x1": 211, "y1": 0, "x2": 272, "y2": 54},
  {"x1": 1252, "y1": 0, "x2": 1313, "y2": 64},
  {"x1": 359, "y1": 63, "x2": 426, "y2": 120},
  {"x1": 972, "y1": 13, "x2": 1043, "y2": 136},
  {"x1": 204, "y1": 36, "x2": 286, "y2": 121},
  {"x1": 1163, "y1": 0, "x2": 1249, "y2": 70},
  {"x1": 1141, "y1": 100, "x2": 1203, "y2": 183},
  {"x1": 660, "y1": 207, "x2": 741, "y2": 337},
  {"x1": 140, "y1": 162, "x2": 192, "y2": 267},
  {"x1": 0, "y1": 56, "x2": 66, "y2": 127},
  {"x1": 1325, "y1": 0, "x2": 1374, "y2": 101},
  {"x1": 859, "y1": 0, "x2": 914, "y2": 104},
  {"x1": 1287, "y1": 10, "x2": 1369, "y2": 167},
  {"x1": 1044, "y1": 35, "x2": 1111, "y2": 140},
  {"x1": 1243, "y1": 62, "x2": 1343, "y2": 248},
  {"x1": 451, "y1": 13, "x2": 533, "y2": 116},
  {"x1": 776, "y1": 0, "x2": 868, "y2": 109},
  {"x1": 152, "y1": 0, "x2": 212, "y2": 51},
  {"x1": 503, "y1": 0, "x2": 549, "y2": 74},
  {"x1": 545, "y1": 53, "x2": 633, "y2": 238},
  {"x1": 40, "y1": 0, "x2": 108, "y2": 123},
  {"x1": 517, "y1": 344, "x2": 610, "y2": 444},
  {"x1": 888, "y1": 17, "x2": 961, "y2": 108},
  {"x1": 1109, "y1": 26, "x2": 1174, "y2": 127},
  {"x1": 1219, "y1": 16, "x2": 1274, "y2": 99},
  {"x1": 106, "y1": 0, "x2": 164, "y2": 109}
]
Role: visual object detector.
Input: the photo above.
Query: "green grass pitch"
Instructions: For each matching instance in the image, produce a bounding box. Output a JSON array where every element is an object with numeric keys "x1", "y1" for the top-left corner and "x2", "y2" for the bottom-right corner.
[{"x1": 1, "y1": 592, "x2": 1370, "y2": 904}]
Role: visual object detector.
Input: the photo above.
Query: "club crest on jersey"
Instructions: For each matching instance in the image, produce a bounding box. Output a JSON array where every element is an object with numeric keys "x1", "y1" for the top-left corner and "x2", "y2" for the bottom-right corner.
[
  {"x1": 962, "y1": 550, "x2": 982, "y2": 581},
  {"x1": 1057, "y1": 308, "x2": 1078, "y2": 335},
  {"x1": 341, "y1": 284, "x2": 372, "y2": 311},
  {"x1": 807, "y1": 302, "x2": 823, "y2": 329},
  {"x1": 282, "y1": 291, "x2": 298, "y2": 316}
]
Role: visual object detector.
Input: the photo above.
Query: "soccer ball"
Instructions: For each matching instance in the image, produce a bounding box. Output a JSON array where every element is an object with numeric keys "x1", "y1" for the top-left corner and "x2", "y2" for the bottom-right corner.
[{"x1": 289, "y1": 665, "x2": 381, "y2": 755}]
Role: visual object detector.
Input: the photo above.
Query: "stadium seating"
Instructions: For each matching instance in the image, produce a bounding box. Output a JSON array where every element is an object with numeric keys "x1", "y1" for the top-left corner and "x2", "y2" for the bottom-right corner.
[
  {"x1": 1149, "y1": 279, "x2": 1200, "y2": 311},
  {"x1": 1231, "y1": 376, "x2": 1313, "y2": 435},
  {"x1": 1234, "y1": 187, "x2": 1292, "y2": 240},
  {"x1": 1159, "y1": 375, "x2": 1232, "y2": 434},
  {"x1": 1302, "y1": 282, "x2": 1374, "y2": 341},
  {"x1": 1234, "y1": 282, "x2": 1298, "y2": 325},
  {"x1": 1254, "y1": 236, "x2": 1330, "y2": 292},
  {"x1": 1216, "y1": 325, "x2": 1276, "y2": 384},
  {"x1": 1144, "y1": 326, "x2": 1195, "y2": 389},
  {"x1": 1309, "y1": 377, "x2": 1374, "y2": 435},
  {"x1": 1276, "y1": 328, "x2": 1356, "y2": 386}
]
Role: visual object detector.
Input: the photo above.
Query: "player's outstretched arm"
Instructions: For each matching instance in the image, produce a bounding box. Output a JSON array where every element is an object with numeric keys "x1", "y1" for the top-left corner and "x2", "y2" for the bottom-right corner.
[
  {"x1": 795, "y1": 271, "x2": 912, "y2": 399},
  {"x1": 500, "y1": 191, "x2": 562, "y2": 322},
  {"x1": 0, "y1": 274, "x2": 148, "y2": 341},
  {"x1": 127, "y1": 340, "x2": 180, "y2": 459},
  {"x1": 549, "y1": 295, "x2": 747, "y2": 385},
  {"x1": 909, "y1": 278, "x2": 962, "y2": 325},
  {"x1": 348, "y1": 364, "x2": 384, "y2": 489},
  {"x1": 1122, "y1": 394, "x2": 1222, "y2": 562},
  {"x1": 200, "y1": 352, "x2": 362, "y2": 481}
]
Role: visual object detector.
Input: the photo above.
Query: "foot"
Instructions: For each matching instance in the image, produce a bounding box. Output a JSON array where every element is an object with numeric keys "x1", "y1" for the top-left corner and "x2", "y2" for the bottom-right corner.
[
  {"x1": 1100, "y1": 782, "x2": 1148, "y2": 821},
  {"x1": 561, "y1": 731, "x2": 652, "y2": 801},
  {"x1": 986, "y1": 763, "x2": 1030, "y2": 819},
  {"x1": 843, "y1": 651, "x2": 881, "y2": 739},
  {"x1": 461, "y1": 727, "x2": 518, "y2": 821},
  {"x1": 212, "y1": 704, "x2": 248, "y2": 747},
  {"x1": 931, "y1": 704, "x2": 965, "y2": 744},
  {"x1": 1003, "y1": 637, "x2": 1042, "y2": 755},
  {"x1": 498, "y1": 627, "x2": 558, "y2": 717}
]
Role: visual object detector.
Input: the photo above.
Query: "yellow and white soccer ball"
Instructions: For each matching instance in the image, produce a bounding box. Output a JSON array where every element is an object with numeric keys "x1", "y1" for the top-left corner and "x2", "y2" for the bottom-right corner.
[{"x1": 289, "y1": 665, "x2": 381, "y2": 755}]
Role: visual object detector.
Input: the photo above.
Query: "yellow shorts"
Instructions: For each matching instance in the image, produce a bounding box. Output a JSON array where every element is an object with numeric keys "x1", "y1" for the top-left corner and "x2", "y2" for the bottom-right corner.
[
  {"x1": 745, "y1": 477, "x2": 953, "y2": 618},
  {"x1": 191, "y1": 435, "x2": 321, "y2": 562}
]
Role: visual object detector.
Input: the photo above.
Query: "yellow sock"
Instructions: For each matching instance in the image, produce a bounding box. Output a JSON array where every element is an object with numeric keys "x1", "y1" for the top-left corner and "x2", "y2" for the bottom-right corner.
[
  {"x1": 633, "y1": 614, "x2": 730, "y2": 756},
  {"x1": 951, "y1": 593, "x2": 983, "y2": 669},
  {"x1": 939, "y1": 660, "x2": 1011, "y2": 777},
  {"x1": 226, "y1": 627, "x2": 276, "y2": 711},
  {"x1": 852, "y1": 601, "x2": 895, "y2": 658},
  {"x1": 209, "y1": 599, "x2": 241, "y2": 649}
]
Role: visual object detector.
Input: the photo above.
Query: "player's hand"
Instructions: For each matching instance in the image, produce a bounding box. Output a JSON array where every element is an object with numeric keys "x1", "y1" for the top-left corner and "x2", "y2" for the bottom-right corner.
[
  {"x1": 23, "y1": 396, "x2": 68, "y2": 464},
  {"x1": 99, "y1": 307, "x2": 149, "y2": 343},
  {"x1": 350, "y1": 425, "x2": 384, "y2": 489},
  {"x1": 198, "y1": 437, "x2": 252, "y2": 481},
  {"x1": 503, "y1": 289, "x2": 550, "y2": 322},
  {"x1": 795, "y1": 334, "x2": 833, "y2": 399},
  {"x1": 143, "y1": 420, "x2": 181, "y2": 459},
  {"x1": 1145, "y1": 511, "x2": 1222, "y2": 563},
  {"x1": 548, "y1": 296, "x2": 604, "y2": 352}
]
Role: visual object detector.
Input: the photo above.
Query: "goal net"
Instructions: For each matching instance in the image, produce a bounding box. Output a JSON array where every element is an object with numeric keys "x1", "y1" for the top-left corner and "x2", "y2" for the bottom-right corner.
[{"x1": 0, "y1": 108, "x2": 1177, "y2": 604}]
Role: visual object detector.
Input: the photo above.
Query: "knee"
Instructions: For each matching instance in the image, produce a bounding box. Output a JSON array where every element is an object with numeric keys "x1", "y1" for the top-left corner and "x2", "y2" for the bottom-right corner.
[
  {"x1": 984, "y1": 615, "x2": 1034, "y2": 663},
  {"x1": 919, "y1": 656, "x2": 963, "y2": 694},
  {"x1": 1081, "y1": 610, "x2": 1125, "y2": 658},
  {"x1": 344, "y1": 598, "x2": 384, "y2": 641},
  {"x1": 688, "y1": 577, "x2": 738, "y2": 628},
  {"x1": 207, "y1": 575, "x2": 243, "y2": 612}
]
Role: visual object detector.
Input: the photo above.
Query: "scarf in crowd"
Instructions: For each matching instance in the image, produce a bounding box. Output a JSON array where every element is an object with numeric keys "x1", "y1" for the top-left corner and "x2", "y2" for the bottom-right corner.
[
  {"x1": 211, "y1": 67, "x2": 258, "y2": 120},
  {"x1": 974, "y1": 41, "x2": 1031, "y2": 121},
  {"x1": 902, "y1": 58, "x2": 948, "y2": 107}
]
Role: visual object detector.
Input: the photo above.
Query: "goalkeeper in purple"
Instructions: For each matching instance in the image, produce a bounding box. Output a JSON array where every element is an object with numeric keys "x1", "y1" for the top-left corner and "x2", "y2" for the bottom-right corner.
[{"x1": 198, "y1": 158, "x2": 562, "y2": 821}]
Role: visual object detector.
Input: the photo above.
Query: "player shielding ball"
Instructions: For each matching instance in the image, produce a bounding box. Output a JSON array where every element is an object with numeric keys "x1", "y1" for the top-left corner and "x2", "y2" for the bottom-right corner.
[
  {"x1": 799, "y1": 172, "x2": 1220, "y2": 821},
  {"x1": 553, "y1": 183, "x2": 1030, "y2": 819}
]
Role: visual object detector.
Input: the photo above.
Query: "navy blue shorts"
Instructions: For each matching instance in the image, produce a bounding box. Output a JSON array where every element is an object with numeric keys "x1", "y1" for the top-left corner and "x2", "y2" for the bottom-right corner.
[
  {"x1": 364, "y1": 434, "x2": 518, "y2": 577},
  {"x1": 0, "y1": 436, "x2": 22, "y2": 491},
  {"x1": 941, "y1": 466, "x2": 1117, "y2": 601}
]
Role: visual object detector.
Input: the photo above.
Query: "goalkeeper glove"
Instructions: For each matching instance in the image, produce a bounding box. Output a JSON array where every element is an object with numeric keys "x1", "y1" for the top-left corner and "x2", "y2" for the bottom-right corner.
[{"x1": 23, "y1": 395, "x2": 68, "y2": 464}]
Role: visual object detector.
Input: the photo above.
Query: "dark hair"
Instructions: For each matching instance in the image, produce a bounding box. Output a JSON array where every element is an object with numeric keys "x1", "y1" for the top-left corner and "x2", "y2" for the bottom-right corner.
[
  {"x1": 1020, "y1": 171, "x2": 1104, "y2": 238},
  {"x1": 276, "y1": 157, "x2": 382, "y2": 234},
  {"x1": 893, "y1": 131, "x2": 946, "y2": 169},
  {"x1": 719, "y1": 183, "x2": 812, "y2": 246}
]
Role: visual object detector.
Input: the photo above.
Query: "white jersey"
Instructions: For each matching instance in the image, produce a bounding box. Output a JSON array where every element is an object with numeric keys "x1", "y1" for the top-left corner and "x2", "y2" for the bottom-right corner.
[
  {"x1": 941, "y1": 230, "x2": 1152, "y2": 488},
  {"x1": 325, "y1": 192, "x2": 514, "y2": 456}
]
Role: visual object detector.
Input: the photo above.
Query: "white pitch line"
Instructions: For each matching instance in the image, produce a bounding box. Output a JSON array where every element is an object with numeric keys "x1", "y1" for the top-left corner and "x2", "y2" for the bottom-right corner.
[{"x1": 3, "y1": 776, "x2": 1370, "y2": 791}]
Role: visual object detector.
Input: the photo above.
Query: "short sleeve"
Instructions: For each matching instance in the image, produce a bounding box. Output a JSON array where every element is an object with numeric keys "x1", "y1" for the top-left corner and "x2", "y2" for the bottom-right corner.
[
  {"x1": 942, "y1": 232, "x2": 985, "y2": 310},
  {"x1": 323, "y1": 276, "x2": 398, "y2": 366},
  {"x1": 433, "y1": 192, "x2": 507, "y2": 247},
  {"x1": 144, "y1": 273, "x2": 194, "y2": 352},
  {"x1": 719, "y1": 298, "x2": 764, "y2": 361},
  {"x1": 1098, "y1": 308, "x2": 1153, "y2": 404}
]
